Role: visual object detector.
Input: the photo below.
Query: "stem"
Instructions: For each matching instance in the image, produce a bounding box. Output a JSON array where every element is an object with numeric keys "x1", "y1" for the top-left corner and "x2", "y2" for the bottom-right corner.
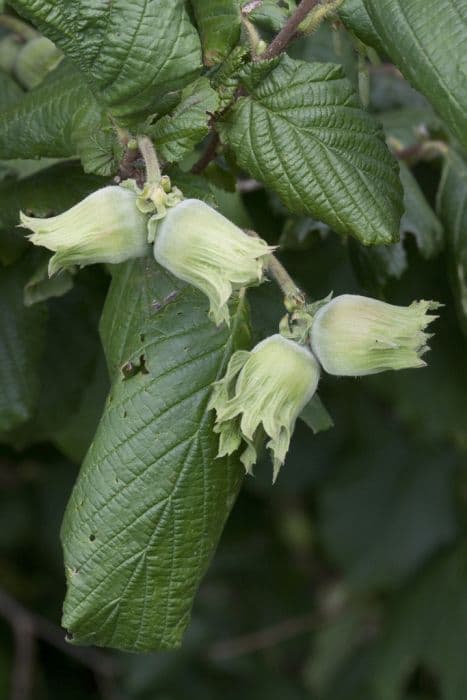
[
  {"x1": 260, "y1": 0, "x2": 320, "y2": 61},
  {"x1": 191, "y1": 132, "x2": 220, "y2": 174},
  {"x1": 207, "y1": 612, "x2": 315, "y2": 660},
  {"x1": 192, "y1": 0, "x2": 324, "y2": 174},
  {"x1": 137, "y1": 135, "x2": 161, "y2": 184},
  {"x1": 11, "y1": 614, "x2": 35, "y2": 700},
  {"x1": 265, "y1": 254, "x2": 306, "y2": 307},
  {"x1": 299, "y1": 0, "x2": 344, "y2": 36},
  {"x1": 245, "y1": 230, "x2": 305, "y2": 306},
  {"x1": 0, "y1": 15, "x2": 38, "y2": 40}
]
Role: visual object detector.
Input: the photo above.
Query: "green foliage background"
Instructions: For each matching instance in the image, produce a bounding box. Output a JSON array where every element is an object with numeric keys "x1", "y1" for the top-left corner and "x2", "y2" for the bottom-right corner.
[{"x1": 1, "y1": 0, "x2": 467, "y2": 698}]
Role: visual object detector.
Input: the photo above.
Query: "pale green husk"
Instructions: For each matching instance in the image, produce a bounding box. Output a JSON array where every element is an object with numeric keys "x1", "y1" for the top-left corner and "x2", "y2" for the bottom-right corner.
[
  {"x1": 209, "y1": 334, "x2": 320, "y2": 481},
  {"x1": 21, "y1": 186, "x2": 150, "y2": 275},
  {"x1": 14, "y1": 36, "x2": 63, "y2": 89},
  {"x1": 153, "y1": 199, "x2": 274, "y2": 326},
  {"x1": 310, "y1": 294, "x2": 440, "y2": 376}
]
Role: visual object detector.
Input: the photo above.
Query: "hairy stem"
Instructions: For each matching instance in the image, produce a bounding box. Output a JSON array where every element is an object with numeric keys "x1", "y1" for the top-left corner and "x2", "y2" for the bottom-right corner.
[
  {"x1": 191, "y1": 132, "x2": 220, "y2": 174},
  {"x1": 260, "y1": 0, "x2": 321, "y2": 61},
  {"x1": 246, "y1": 230, "x2": 305, "y2": 307},
  {"x1": 137, "y1": 135, "x2": 161, "y2": 184},
  {"x1": 265, "y1": 254, "x2": 306, "y2": 308},
  {"x1": 191, "y1": 0, "x2": 322, "y2": 172}
]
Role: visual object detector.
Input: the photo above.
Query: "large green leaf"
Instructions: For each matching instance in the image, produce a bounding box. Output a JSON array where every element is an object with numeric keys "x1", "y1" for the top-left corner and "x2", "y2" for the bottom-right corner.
[
  {"x1": 150, "y1": 78, "x2": 220, "y2": 163},
  {"x1": 53, "y1": 352, "x2": 109, "y2": 464},
  {"x1": 373, "y1": 543, "x2": 467, "y2": 700},
  {"x1": 10, "y1": 0, "x2": 202, "y2": 122},
  {"x1": 364, "y1": 0, "x2": 467, "y2": 150},
  {"x1": 61, "y1": 259, "x2": 250, "y2": 651},
  {"x1": 191, "y1": 0, "x2": 241, "y2": 66},
  {"x1": 437, "y1": 150, "x2": 467, "y2": 334},
  {"x1": 0, "y1": 157, "x2": 61, "y2": 183},
  {"x1": 0, "y1": 255, "x2": 47, "y2": 432},
  {"x1": 219, "y1": 56, "x2": 403, "y2": 244},
  {"x1": 3, "y1": 269, "x2": 107, "y2": 450},
  {"x1": 339, "y1": 0, "x2": 383, "y2": 52},
  {"x1": 0, "y1": 62, "x2": 119, "y2": 174},
  {"x1": 0, "y1": 69, "x2": 23, "y2": 109}
]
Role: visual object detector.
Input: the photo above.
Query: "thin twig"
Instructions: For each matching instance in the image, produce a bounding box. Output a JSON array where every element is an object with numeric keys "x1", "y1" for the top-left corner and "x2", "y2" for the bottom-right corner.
[
  {"x1": 0, "y1": 589, "x2": 36, "y2": 700},
  {"x1": 246, "y1": 230, "x2": 305, "y2": 306},
  {"x1": 265, "y1": 254, "x2": 305, "y2": 306},
  {"x1": 11, "y1": 617, "x2": 35, "y2": 700},
  {"x1": 191, "y1": 132, "x2": 220, "y2": 174},
  {"x1": 207, "y1": 613, "x2": 316, "y2": 660},
  {"x1": 260, "y1": 0, "x2": 320, "y2": 61},
  {"x1": 191, "y1": 1, "x2": 322, "y2": 175},
  {"x1": 0, "y1": 589, "x2": 119, "y2": 700}
]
